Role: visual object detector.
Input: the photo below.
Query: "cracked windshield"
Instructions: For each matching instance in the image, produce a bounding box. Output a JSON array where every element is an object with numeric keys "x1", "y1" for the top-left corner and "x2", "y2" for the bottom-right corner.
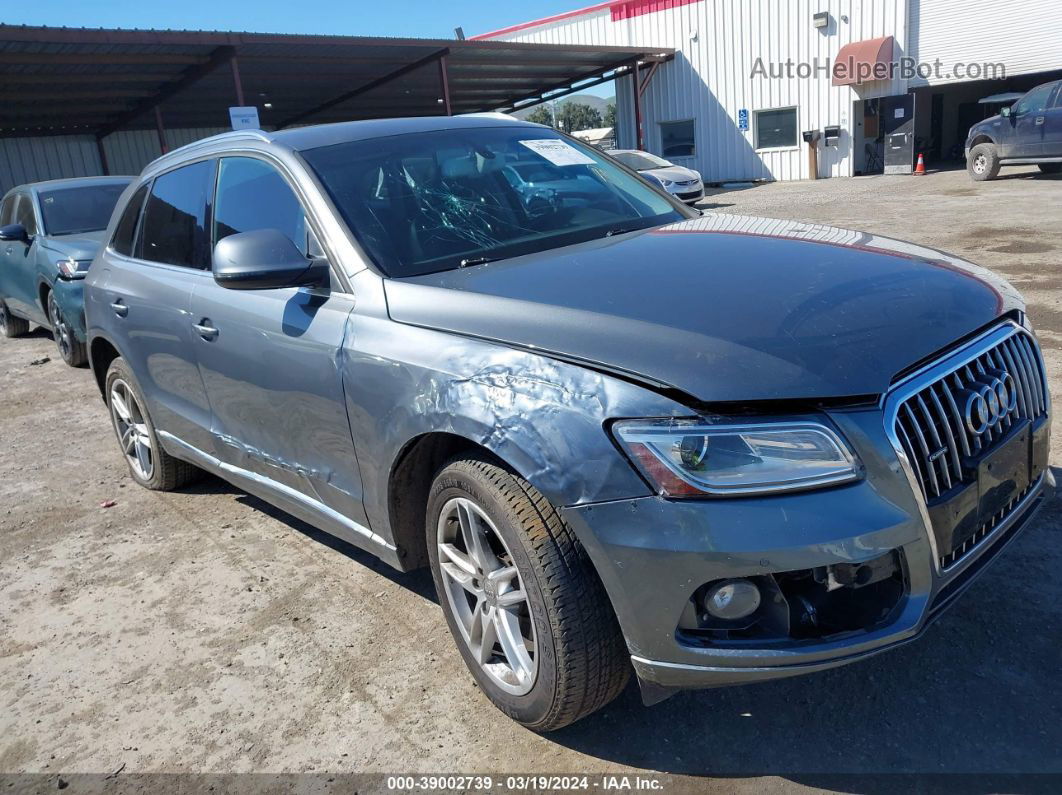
[{"x1": 302, "y1": 126, "x2": 688, "y2": 276}]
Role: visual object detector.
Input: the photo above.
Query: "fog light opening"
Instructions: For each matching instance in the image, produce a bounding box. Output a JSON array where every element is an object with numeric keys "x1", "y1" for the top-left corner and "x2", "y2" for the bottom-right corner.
[{"x1": 703, "y1": 578, "x2": 762, "y2": 621}]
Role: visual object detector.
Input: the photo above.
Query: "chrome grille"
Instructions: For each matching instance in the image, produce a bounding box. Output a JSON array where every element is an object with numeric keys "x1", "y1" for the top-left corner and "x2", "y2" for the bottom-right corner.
[{"x1": 893, "y1": 326, "x2": 1047, "y2": 502}]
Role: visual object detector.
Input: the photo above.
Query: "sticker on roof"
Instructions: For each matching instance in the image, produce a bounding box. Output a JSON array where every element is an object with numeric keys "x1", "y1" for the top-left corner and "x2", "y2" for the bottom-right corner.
[{"x1": 519, "y1": 139, "x2": 596, "y2": 166}]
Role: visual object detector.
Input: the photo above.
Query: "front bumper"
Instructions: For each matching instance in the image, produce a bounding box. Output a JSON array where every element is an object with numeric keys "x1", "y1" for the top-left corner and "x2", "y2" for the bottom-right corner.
[
  {"x1": 561, "y1": 408, "x2": 1055, "y2": 691},
  {"x1": 664, "y1": 181, "x2": 704, "y2": 204},
  {"x1": 50, "y1": 277, "x2": 87, "y2": 342}
]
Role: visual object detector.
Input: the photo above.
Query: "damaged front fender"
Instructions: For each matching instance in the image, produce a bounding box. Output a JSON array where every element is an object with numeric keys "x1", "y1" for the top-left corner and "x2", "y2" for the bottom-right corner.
[{"x1": 340, "y1": 273, "x2": 692, "y2": 554}]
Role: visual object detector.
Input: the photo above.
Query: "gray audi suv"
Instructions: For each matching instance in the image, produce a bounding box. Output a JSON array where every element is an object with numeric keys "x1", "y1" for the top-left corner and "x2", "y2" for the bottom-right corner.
[{"x1": 84, "y1": 117, "x2": 1053, "y2": 731}]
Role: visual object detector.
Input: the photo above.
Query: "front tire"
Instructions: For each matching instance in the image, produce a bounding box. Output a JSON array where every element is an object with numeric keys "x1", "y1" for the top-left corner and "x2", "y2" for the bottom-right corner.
[
  {"x1": 0, "y1": 299, "x2": 30, "y2": 338},
  {"x1": 426, "y1": 456, "x2": 629, "y2": 731},
  {"x1": 1038, "y1": 163, "x2": 1062, "y2": 174},
  {"x1": 47, "y1": 290, "x2": 87, "y2": 367},
  {"x1": 967, "y1": 143, "x2": 1000, "y2": 181},
  {"x1": 105, "y1": 357, "x2": 202, "y2": 491}
]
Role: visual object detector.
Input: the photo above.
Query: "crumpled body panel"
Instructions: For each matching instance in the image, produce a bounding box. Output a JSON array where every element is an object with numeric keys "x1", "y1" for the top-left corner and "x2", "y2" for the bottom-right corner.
[{"x1": 339, "y1": 281, "x2": 691, "y2": 545}]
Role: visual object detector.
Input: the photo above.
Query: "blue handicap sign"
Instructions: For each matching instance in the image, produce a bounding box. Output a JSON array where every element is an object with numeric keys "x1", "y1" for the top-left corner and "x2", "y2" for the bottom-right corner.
[{"x1": 738, "y1": 109, "x2": 749, "y2": 131}]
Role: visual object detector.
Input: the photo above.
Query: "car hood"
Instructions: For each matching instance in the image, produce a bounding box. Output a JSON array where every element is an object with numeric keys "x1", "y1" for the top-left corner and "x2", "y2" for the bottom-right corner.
[
  {"x1": 39, "y1": 230, "x2": 107, "y2": 262},
  {"x1": 384, "y1": 214, "x2": 1020, "y2": 404},
  {"x1": 969, "y1": 115, "x2": 1002, "y2": 135},
  {"x1": 642, "y1": 166, "x2": 697, "y2": 182}
]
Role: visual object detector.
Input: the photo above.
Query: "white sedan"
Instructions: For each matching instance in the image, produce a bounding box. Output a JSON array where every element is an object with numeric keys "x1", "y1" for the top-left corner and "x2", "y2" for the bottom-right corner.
[{"x1": 608, "y1": 149, "x2": 704, "y2": 205}]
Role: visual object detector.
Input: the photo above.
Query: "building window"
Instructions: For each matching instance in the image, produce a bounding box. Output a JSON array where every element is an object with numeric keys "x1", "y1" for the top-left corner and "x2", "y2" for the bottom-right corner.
[
  {"x1": 659, "y1": 119, "x2": 695, "y2": 158},
  {"x1": 754, "y1": 107, "x2": 798, "y2": 150}
]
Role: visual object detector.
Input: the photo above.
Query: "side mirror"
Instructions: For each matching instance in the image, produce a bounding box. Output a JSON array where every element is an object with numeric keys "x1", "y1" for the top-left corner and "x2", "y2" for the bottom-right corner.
[
  {"x1": 1001, "y1": 106, "x2": 1012, "y2": 118},
  {"x1": 0, "y1": 223, "x2": 28, "y2": 242},
  {"x1": 212, "y1": 228, "x2": 329, "y2": 291}
]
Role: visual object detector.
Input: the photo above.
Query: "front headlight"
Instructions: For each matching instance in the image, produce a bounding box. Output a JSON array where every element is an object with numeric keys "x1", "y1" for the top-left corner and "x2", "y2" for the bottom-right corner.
[
  {"x1": 612, "y1": 418, "x2": 861, "y2": 497},
  {"x1": 56, "y1": 258, "x2": 92, "y2": 279},
  {"x1": 658, "y1": 178, "x2": 675, "y2": 187}
]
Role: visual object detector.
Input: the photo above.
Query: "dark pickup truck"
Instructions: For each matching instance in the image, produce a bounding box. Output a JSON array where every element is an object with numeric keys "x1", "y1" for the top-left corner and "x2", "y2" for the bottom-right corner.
[{"x1": 966, "y1": 79, "x2": 1062, "y2": 180}]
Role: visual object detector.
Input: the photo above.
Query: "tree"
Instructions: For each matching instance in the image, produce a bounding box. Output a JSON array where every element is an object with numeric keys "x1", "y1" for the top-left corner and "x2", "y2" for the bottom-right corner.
[
  {"x1": 524, "y1": 105, "x2": 555, "y2": 127},
  {"x1": 556, "y1": 102, "x2": 603, "y2": 133},
  {"x1": 603, "y1": 102, "x2": 616, "y2": 129}
]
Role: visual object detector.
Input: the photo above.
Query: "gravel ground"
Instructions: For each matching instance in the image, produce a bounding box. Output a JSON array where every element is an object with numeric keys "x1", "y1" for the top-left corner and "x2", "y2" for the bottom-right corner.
[{"x1": 1, "y1": 165, "x2": 1060, "y2": 788}]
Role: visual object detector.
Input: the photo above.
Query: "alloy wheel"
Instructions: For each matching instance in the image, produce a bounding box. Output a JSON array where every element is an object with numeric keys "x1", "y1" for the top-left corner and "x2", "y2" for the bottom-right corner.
[
  {"x1": 436, "y1": 497, "x2": 538, "y2": 695},
  {"x1": 47, "y1": 293, "x2": 72, "y2": 361},
  {"x1": 109, "y1": 379, "x2": 154, "y2": 480},
  {"x1": 973, "y1": 154, "x2": 987, "y2": 174}
]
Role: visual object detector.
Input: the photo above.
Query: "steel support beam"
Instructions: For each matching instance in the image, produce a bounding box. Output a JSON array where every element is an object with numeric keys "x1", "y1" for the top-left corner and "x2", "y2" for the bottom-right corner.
[
  {"x1": 498, "y1": 61, "x2": 635, "y2": 113},
  {"x1": 94, "y1": 45, "x2": 237, "y2": 138},
  {"x1": 0, "y1": 52, "x2": 205, "y2": 66},
  {"x1": 438, "y1": 55, "x2": 452, "y2": 116},
  {"x1": 2, "y1": 73, "x2": 177, "y2": 85},
  {"x1": 631, "y1": 64, "x2": 643, "y2": 150},
  {"x1": 276, "y1": 47, "x2": 449, "y2": 129},
  {"x1": 231, "y1": 55, "x2": 246, "y2": 106},
  {"x1": 155, "y1": 106, "x2": 168, "y2": 154},
  {"x1": 96, "y1": 137, "x2": 110, "y2": 176},
  {"x1": 492, "y1": 59, "x2": 632, "y2": 113}
]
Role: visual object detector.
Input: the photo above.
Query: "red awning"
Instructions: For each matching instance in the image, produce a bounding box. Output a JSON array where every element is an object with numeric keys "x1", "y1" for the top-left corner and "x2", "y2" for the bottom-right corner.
[{"x1": 832, "y1": 36, "x2": 895, "y2": 86}]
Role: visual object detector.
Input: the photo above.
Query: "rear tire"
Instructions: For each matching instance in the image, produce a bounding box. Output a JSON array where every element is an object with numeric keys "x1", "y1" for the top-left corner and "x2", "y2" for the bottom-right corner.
[
  {"x1": 0, "y1": 299, "x2": 30, "y2": 338},
  {"x1": 47, "y1": 290, "x2": 87, "y2": 367},
  {"x1": 104, "y1": 357, "x2": 202, "y2": 491},
  {"x1": 967, "y1": 143, "x2": 1000, "y2": 181},
  {"x1": 1037, "y1": 163, "x2": 1062, "y2": 174},
  {"x1": 426, "y1": 455, "x2": 630, "y2": 731}
]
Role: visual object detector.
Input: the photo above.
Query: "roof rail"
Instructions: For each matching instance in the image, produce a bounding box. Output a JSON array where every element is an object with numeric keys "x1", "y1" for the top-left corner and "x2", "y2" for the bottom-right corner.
[
  {"x1": 457, "y1": 112, "x2": 523, "y2": 121},
  {"x1": 146, "y1": 129, "x2": 275, "y2": 172}
]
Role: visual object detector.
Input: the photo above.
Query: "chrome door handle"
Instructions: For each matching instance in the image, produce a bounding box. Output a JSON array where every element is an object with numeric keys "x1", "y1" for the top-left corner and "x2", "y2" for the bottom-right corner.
[
  {"x1": 193, "y1": 321, "x2": 218, "y2": 340},
  {"x1": 1035, "y1": 116, "x2": 1045, "y2": 125},
  {"x1": 4, "y1": 246, "x2": 11, "y2": 255},
  {"x1": 110, "y1": 300, "x2": 128, "y2": 317}
]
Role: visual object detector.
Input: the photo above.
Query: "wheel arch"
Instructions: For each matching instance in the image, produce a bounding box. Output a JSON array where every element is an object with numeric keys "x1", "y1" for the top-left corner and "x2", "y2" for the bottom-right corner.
[
  {"x1": 88, "y1": 335, "x2": 122, "y2": 398},
  {"x1": 37, "y1": 278, "x2": 52, "y2": 317},
  {"x1": 969, "y1": 134, "x2": 996, "y2": 149},
  {"x1": 386, "y1": 431, "x2": 510, "y2": 570}
]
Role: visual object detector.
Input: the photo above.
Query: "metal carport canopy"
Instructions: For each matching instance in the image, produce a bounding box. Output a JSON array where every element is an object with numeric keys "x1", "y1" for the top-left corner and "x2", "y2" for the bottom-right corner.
[{"x1": 0, "y1": 25, "x2": 672, "y2": 139}]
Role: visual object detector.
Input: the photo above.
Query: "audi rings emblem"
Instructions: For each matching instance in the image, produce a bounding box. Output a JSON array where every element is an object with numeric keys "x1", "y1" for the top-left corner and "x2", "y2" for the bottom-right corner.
[{"x1": 963, "y1": 373, "x2": 1018, "y2": 435}]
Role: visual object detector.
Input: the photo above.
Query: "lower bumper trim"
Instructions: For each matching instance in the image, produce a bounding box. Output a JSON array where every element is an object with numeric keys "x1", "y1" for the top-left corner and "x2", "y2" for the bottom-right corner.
[
  {"x1": 632, "y1": 467, "x2": 1053, "y2": 692},
  {"x1": 631, "y1": 634, "x2": 913, "y2": 690}
]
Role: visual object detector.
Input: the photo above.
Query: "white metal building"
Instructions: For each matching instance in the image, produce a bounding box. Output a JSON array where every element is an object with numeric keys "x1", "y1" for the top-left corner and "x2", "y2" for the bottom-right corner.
[{"x1": 473, "y1": 0, "x2": 1062, "y2": 181}]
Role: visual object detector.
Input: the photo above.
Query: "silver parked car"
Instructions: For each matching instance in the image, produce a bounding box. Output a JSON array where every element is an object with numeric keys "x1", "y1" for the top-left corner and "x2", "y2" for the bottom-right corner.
[
  {"x1": 84, "y1": 117, "x2": 1051, "y2": 731},
  {"x1": 608, "y1": 149, "x2": 704, "y2": 204}
]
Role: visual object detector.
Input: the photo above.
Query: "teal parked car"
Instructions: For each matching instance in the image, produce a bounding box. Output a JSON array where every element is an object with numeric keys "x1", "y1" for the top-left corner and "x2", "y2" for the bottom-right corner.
[{"x1": 0, "y1": 176, "x2": 131, "y2": 365}]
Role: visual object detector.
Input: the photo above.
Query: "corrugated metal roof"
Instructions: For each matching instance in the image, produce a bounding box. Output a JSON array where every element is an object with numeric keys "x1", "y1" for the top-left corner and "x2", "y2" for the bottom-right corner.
[{"x1": 0, "y1": 25, "x2": 671, "y2": 138}]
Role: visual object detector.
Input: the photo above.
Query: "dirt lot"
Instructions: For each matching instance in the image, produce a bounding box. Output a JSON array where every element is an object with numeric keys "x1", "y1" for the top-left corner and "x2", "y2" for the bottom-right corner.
[{"x1": 2, "y1": 165, "x2": 1060, "y2": 787}]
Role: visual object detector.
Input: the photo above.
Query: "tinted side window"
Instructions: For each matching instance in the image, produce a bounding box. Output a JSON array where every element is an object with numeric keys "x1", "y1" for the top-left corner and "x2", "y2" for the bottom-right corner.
[
  {"x1": 14, "y1": 195, "x2": 38, "y2": 236},
  {"x1": 111, "y1": 184, "x2": 149, "y2": 256},
  {"x1": 213, "y1": 157, "x2": 309, "y2": 256},
  {"x1": 1014, "y1": 83, "x2": 1054, "y2": 115},
  {"x1": 0, "y1": 195, "x2": 14, "y2": 225},
  {"x1": 137, "y1": 160, "x2": 214, "y2": 268}
]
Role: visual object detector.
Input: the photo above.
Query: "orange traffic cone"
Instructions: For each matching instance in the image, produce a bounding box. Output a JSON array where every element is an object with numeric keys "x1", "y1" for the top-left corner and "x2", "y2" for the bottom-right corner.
[{"x1": 913, "y1": 152, "x2": 926, "y2": 175}]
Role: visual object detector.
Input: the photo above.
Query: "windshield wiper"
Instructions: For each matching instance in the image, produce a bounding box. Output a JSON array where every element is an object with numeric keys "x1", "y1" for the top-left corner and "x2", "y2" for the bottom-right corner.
[
  {"x1": 604, "y1": 226, "x2": 638, "y2": 238},
  {"x1": 458, "y1": 256, "x2": 496, "y2": 268}
]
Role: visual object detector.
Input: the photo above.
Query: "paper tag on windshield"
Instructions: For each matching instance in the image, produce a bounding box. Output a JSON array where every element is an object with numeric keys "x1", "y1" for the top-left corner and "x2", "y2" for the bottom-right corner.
[{"x1": 519, "y1": 139, "x2": 596, "y2": 166}]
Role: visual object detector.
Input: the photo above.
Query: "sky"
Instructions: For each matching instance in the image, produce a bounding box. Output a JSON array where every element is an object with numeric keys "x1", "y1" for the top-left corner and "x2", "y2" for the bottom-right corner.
[{"x1": 4, "y1": 0, "x2": 617, "y2": 97}]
